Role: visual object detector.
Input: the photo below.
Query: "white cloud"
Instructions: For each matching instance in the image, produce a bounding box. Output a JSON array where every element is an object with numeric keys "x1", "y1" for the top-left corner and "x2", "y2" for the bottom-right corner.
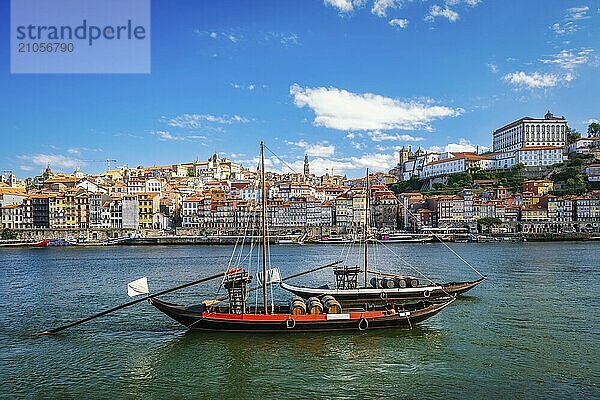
[
  {"x1": 290, "y1": 84, "x2": 462, "y2": 132},
  {"x1": 428, "y1": 138, "x2": 486, "y2": 153},
  {"x1": 502, "y1": 71, "x2": 559, "y2": 89},
  {"x1": 292, "y1": 157, "x2": 356, "y2": 176},
  {"x1": 425, "y1": 5, "x2": 459, "y2": 22},
  {"x1": 566, "y1": 6, "x2": 590, "y2": 21},
  {"x1": 242, "y1": 150, "x2": 402, "y2": 176},
  {"x1": 286, "y1": 140, "x2": 336, "y2": 157},
  {"x1": 18, "y1": 154, "x2": 84, "y2": 169},
  {"x1": 540, "y1": 49, "x2": 594, "y2": 70},
  {"x1": 551, "y1": 22, "x2": 578, "y2": 35},
  {"x1": 446, "y1": 0, "x2": 480, "y2": 6},
  {"x1": 372, "y1": 0, "x2": 400, "y2": 17},
  {"x1": 226, "y1": 34, "x2": 239, "y2": 43},
  {"x1": 165, "y1": 113, "x2": 250, "y2": 129},
  {"x1": 351, "y1": 141, "x2": 365, "y2": 150},
  {"x1": 231, "y1": 82, "x2": 258, "y2": 91},
  {"x1": 389, "y1": 18, "x2": 409, "y2": 28},
  {"x1": 19, "y1": 165, "x2": 34, "y2": 172},
  {"x1": 587, "y1": 119, "x2": 599, "y2": 124},
  {"x1": 323, "y1": 0, "x2": 366, "y2": 13},
  {"x1": 67, "y1": 147, "x2": 102, "y2": 156},
  {"x1": 153, "y1": 130, "x2": 206, "y2": 142},
  {"x1": 267, "y1": 32, "x2": 300, "y2": 46},
  {"x1": 350, "y1": 153, "x2": 398, "y2": 171},
  {"x1": 194, "y1": 30, "x2": 242, "y2": 43},
  {"x1": 487, "y1": 63, "x2": 499, "y2": 73},
  {"x1": 551, "y1": 6, "x2": 591, "y2": 36},
  {"x1": 291, "y1": 153, "x2": 397, "y2": 175},
  {"x1": 368, "y1": 131, "x2": 424, "y2": 142}
]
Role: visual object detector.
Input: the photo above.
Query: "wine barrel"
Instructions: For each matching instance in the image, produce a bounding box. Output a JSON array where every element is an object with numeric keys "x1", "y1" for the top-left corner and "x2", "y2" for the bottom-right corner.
[
  {"x1": 370, "y1": 277, "x2": 380, "y2": 288},
  {"x1": 394, "y1": 277, "x2": 407, "y2": 288},
  {"x1": 381, "y1": 277, "x2": 395, "y2": 289},
  {"x1": 321, "y1": 295, "x2": 342, "y2": 314},
  {"x1": 306, "y1": 297, "x2": 323, "y2": 314},
  {"x1": 291, "y1": 295, "x2": 307, "y2": 315},
  {"x1": 408, "y1": 278, "x2": 419, "y2": 288}
]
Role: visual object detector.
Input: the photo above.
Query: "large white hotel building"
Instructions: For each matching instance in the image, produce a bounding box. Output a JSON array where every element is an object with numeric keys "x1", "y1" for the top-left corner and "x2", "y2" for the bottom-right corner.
[{"x1": 492, "y1": 111, "x2": 568, "y2": 152}]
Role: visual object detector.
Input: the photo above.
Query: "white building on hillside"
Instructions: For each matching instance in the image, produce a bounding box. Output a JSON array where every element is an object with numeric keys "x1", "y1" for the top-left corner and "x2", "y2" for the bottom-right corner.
[
  {"x1": 492, "y1": 111, "x2": 568, "y2": 153},
  {"x1": 568, "y1": 138, "x2": 599, "y2": 156},
  {"x1": 421, "y1": 153, "x2": 494, "y2": 178},
  {"x1": 514, "y1": 146, "x2": 565, "y2": 167}
]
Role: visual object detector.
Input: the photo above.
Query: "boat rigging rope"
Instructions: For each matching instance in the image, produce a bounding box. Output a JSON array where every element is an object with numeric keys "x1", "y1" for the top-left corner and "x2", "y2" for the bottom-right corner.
[
  {"x1": 264, "y1": 144, "x2": 300, "y2": 175},
  {"x1": 377, "y1": 240, "x2": 453, "y2": 297},
  {"x1": 434, "y1": 237, "x2": 485, "y2": 278},
  {"x1": 377, "y1": 240, "x2": 442, "y2": 285},
  {"x1": 403, "y1": 207, "x2": 486, "y2": 279}
]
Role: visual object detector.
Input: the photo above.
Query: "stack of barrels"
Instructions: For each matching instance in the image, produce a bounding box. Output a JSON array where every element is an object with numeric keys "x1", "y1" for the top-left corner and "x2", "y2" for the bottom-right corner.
[
  {"x1": 291, "y1": 296, "x2": 307, "y2": 315},
  {"x1": 370, "y1": 276, "x2": 419, "y2": 289},
  {"x1": 290, "y1": 295, "x2": 342, "y2": 315}
]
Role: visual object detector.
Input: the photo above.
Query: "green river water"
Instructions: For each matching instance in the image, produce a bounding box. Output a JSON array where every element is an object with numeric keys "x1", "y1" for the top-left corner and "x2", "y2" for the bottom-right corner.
[{"x1": 0, "y1": 242, "x2": 598, "y2": 399}]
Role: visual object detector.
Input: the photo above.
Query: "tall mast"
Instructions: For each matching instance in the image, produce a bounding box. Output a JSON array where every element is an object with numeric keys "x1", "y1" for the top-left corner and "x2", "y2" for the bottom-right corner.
[
  {"x1": 260, "y1": 142, "x2": 268, "y2": 314},
  {"x1": 364, "y1": 168, "x2": 369, "y2": 288}
]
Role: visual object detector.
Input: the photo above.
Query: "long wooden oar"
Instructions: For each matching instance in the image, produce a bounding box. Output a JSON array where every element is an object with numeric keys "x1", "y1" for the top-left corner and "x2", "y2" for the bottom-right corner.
[{"x1": 33, "y1": 272, "x2": 226, "y2": 336}]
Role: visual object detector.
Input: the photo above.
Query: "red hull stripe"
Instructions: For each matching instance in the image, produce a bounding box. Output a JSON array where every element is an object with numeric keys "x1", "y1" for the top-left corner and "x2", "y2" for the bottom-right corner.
[{"x1": 202, "y1": 311, "x2": 390, "y2": 321}]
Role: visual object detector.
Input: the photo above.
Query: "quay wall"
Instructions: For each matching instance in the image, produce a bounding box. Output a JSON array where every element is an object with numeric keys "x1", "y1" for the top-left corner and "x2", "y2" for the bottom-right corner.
[{"x1": 1, "y1": 228, "x2": 597, "y2": 246}]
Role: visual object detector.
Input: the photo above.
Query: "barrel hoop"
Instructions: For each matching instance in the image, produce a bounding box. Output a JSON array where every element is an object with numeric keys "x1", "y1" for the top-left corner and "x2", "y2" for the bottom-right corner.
[{"x1": 358, "y1": 317, "x2": 369, "y2": 331}]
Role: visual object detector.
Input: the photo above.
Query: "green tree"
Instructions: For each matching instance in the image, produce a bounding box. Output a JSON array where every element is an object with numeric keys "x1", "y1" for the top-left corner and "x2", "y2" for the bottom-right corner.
[
  {"x1": 478, "y1": 217, "x2": 502, "y2": 226},
  {"x1": 477, "y1": 217, "x2": 502, "y2": 234},
  {"x1": 567, "y1": 127, "x2": 581, "y2": 144},
  {"x1": 388, "y1": 176, "x2": 422, "y2": 194},
  {"x1": 512, "y1": 163, "x2": 525, "y2": 173},
  {"x1": 1, "y1": 229, "x2": 18, "y2": 240},
  {"x1": 588, "y1": 122, "x2": 600, "y2": 137}
]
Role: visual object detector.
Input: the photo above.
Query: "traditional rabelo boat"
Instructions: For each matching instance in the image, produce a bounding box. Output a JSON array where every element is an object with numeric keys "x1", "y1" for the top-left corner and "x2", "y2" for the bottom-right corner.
[
  {"x1": 148, "y1": 143, "x2": 455, "y2": 333},
  {"x1": 279, "y1": 169, "x2": 485, "y2": 305},
  {"x1": 280, "y1": 274, "x2": 484, "y2": 304}
]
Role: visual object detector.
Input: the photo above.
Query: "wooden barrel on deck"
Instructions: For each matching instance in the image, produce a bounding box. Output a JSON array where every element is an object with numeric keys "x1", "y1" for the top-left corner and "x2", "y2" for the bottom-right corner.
[
  {"x1": 321, "y1": 295, "x2": 342, "y2": 314},
  {"x1": 291, "y1": 295, "x2": 307, "y2": 315},
  {"x1": 408, "y1": 278, "x2": 419, "y2": 288},
  {"x1": 394, "y1": 277, "x2": 407, "y2": 288},
  {"x1": 306, "y1": 297, "x2": 323, "y2": 314},
  {"x1": 381, "y1": 277, "x2": 395, "y2": 289},
  {"x1": 370, "y1": 277, "x2": 380, "y2": 288}
]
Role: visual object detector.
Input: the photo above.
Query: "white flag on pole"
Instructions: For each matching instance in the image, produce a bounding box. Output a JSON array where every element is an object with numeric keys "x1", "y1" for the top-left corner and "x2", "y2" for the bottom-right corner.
[
  {"x1": 127, "y1": 277, "x2": 149, "y2": 297},
  {"x1": 257, "y1": 268, "x2": 281, "y2": 287}
]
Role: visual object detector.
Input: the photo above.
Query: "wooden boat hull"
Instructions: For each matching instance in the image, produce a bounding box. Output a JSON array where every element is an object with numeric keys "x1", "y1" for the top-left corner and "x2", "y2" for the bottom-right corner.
[
  {"x1": 441, "y1": 277, "x2": 486, "y2": 295},
  {"x1": 149, "y1": 297, "x2": 454, "y2": 333},
  {"x1": 280, "y1": 277, "x2": 485, "y2": 303}
]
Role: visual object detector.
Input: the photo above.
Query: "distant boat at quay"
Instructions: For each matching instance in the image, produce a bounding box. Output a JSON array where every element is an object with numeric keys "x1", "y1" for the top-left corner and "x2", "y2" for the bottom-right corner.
[{"x1": 32, "y1": 237, "x2": 77, "y2": 247}]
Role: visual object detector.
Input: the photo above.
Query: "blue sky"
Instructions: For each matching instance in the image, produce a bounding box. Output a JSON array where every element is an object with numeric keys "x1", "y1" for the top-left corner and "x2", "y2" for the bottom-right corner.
[{"x1": 1, "y1": 0, "x2": 599, "y2": 178}]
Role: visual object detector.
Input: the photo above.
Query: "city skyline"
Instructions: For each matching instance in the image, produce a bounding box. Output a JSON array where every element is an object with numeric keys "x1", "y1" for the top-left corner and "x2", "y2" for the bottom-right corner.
[{"x1": 1, "y1": 0, "x2": 599, "y2": 178}]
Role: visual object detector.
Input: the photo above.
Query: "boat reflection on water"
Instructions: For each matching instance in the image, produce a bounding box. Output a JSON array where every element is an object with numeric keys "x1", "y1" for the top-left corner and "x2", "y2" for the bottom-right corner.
[{"x1": 138, "y1": 322, "x2": 448, "y2": 398}]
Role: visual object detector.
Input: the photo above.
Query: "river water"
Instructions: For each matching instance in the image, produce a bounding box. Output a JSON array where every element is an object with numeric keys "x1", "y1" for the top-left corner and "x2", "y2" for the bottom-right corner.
[{"x1": 0, "y1": 242, "x2": 598, "y2": 399}]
